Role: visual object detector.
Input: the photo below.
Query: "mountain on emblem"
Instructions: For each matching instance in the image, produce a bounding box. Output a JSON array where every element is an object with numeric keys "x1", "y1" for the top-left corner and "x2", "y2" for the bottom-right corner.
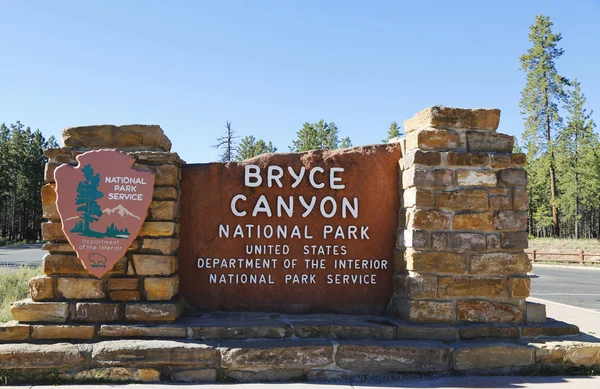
[{"x1": 54, "y1": 150, "x2": 155, "y2": 278}]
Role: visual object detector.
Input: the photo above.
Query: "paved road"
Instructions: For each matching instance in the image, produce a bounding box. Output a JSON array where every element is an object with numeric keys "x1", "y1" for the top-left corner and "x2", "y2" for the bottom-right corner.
[
  {"x1": 0, "y1": 243, "x2": 44, "y2": 267},
  {"x1": 531, "y1": 264, "x2": 600, "y2": 312}
]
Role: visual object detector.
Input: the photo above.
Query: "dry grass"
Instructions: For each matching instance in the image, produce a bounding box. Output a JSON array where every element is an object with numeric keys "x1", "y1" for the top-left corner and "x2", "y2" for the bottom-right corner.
[
  {"x1": 0, "y1": 266, "x2": 42, "y2": 323},
  {"x1": 528, "y1": 238, "x2": 600, "y2": 265}
]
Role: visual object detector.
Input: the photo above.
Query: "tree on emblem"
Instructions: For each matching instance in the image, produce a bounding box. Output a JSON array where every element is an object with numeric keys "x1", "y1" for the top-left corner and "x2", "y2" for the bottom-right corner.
[{"x1": 71, "y1": 164, "x2": 104, "y2": 237}]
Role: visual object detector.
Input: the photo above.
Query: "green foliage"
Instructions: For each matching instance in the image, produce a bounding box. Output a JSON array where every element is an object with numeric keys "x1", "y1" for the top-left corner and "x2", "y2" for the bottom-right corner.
[
  {"x1": 382, "y1": 121, "x2": 403, "y2": 143},
  {"x1": 0, "y1": 122, "x2": 58, "y2": 243},
  {"x1": 237, "y1": 135, "x2": 277, "y2": 161},
  {"x1": 290, "y1": 120, "x2": 352, "y2": 152},
  {"x1": 0, "y1": 266, "x2": 42, "y2": 323}
]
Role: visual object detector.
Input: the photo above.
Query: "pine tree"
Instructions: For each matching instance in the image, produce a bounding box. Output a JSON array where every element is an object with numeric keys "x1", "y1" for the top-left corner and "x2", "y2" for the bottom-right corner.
[
  {"x1": 213, "y1": 121, "x2": 238, "y2": 162},
  {"x1": 73, "y1": 164, "x2": 104, "y2": 236},
  {"x1": 237, "y1": 136, "x2": 277, "y2": 161},
  {"x1": 556, "y1": 80, "x2": 597, "y2": 238},
  {"x1": 340, "y1": 137, "x2": 353, "y2": 148},
  {"x1": 382, "y1": 121, "x2": 403, "y2": 143},
  {"x1": 519, "y1": 14, "x2": 569, "y2": 237},
  {"x1": 290, "y1": 120, "x2": 352, "y2": 152}
]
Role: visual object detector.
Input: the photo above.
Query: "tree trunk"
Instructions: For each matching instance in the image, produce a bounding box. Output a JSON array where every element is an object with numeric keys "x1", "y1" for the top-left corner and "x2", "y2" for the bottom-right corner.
[{"x1": 545, "y1": 91, "x2": 560, "y2": 237}]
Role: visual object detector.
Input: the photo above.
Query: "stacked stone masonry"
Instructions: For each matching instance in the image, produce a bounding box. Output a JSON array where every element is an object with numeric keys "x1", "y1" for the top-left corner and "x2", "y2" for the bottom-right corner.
[
  {"x1": 12, "y1": 125, "x2": 184, "y2": 324},
  {"x1": 394, "y1": 107, "x2": 531, "y2": 324}
]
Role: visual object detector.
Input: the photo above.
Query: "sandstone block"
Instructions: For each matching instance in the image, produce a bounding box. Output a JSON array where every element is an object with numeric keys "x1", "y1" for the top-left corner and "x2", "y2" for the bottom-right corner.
[
  {"x1": 511, "y1": 153, "x2": 527, "y2": 166},
  {"x1": 154, "y1": 164, "x2": 179, "y2": 186},
  {"x1": 396, "y1": 324, "x2": 458, "y2": 342},
  {"x1": 149, "y1": 201, "x2": 178, "y2": 220},
  {"x1": 32, "y1": 325, "x2": 95, "y2": 340},
  {"x1": 133, "y1": 255, "x2": 178, "y2": 275},
  {"x1": 402, "y1": 168, "x2": 453, "y2": 188},
  {"x1": 135, "y1": 151, "x2": 182, "y2": 164},
  {"x1": 62, "y1": 124, "x2": 171, "y2": 151},
  {"x1": 171, "y1": 369, "x2": 217, "y2": 382},
  {"x1": 29, "y1": 276, "x2": 54, "y2": 301},
  {"x1": 489, "y1": 188, "x2": 510, "y2": 196},
  {"x1": 469, "y1": 252, "x2": 531, "y2": 275},
  {"x1": 446, "y1": 232, "x2": 486, "y2": 252},
  {"x1": 436, "y1": 190, "x2": 488, "y2": 210},
  {"x1": 457, "y1": 300, "x2": 523, "y2": 323},
  {"x1": 402, "y1": 150, "x2": 441, "y2": 168},
  {"x1": 508, "y1": 277, "x2": 530, "y2": 298},
  {"x1": 406, "y1": 129, "x2": 460, "y2": 151},
  {"x1": 0, "y1": 343, "x2": 84, "y2": 370},
  {"x1": 438, "y1": 277, "x2": 504, "y2": 297},
  {"x1": 489, "y1": 195, "x2": 512, "y2": 210},
  {"x1": 41, "y1": 222, "x2": 66, "y2": 241},
  {"x1": 498, "y1": 169, "x2": 527, "y2": 187},
  {"x1": 458, "y1": 325, "x2": 520, "y2": 340},
  {"x1": 75, "y1": 303, "x2": 120, "y2": 322},
  {"x1": 70, "y1": 367, "x2": 160, "y2": 382},
  {"x1": 467, "y1": 132, "x2": 514, "y2": 152},
  {"x1": 526, "y1": 301, "x2": 546, "y2": 324},
  {"x1": 108, "y1": 278, "x2": 139, "y2": 291},
  {"x1": 403, "y1": 187, "x2": 435, "y2": 207},
  {"x1": 522, "y1": 321, "x2": 579, "y2": 338},
  {"x1": 292, "y1": 322, "x2": 394, "y2": 340},
  {"x1": 153, "y1": 186, "x2": 178, "y2": 200},
  {"x1": 125, "y1": 300, "x2": 182, "y2": 321},
  {"x1": 404, "y1": 107, "x2": 500, "y2": 133},
  {"x1": 500, "y1": 232, "x2": 528, "y2": 249},
  {"x1": 225, "y1": 369, "x2": 304, "y2": 382},
  {"x1": 99, "y1": 325, "x2": 187, "y2": 338},
  {"x1": 453, "y1": 212, "x2": 494, "y2": 231},
  {"x1": 513, "y1": 188, "x2": 528, "y2": 211},
  {"x1": 142, "y1": 238, "x2": 180, "y2": 254},
  {"x1": 44, "y1": 161, "x2": 62, "y2": 183},
  {"x1": 394, "y1": 274, "x2": 437, "y2": 299},
  {"x1": 41, "y1": 242, "x2": 76, "y2": 254},
  {"x1": 453, "y1": 344, "x2": 533, "y2": 370},
  {"x1": 91, "y1": 339, "x2": 216, "y2": 367},
  {"x1": 41, "y1": 183, "x2": 59, "y2": 220},
  {"x1": 486, "y1": 233, "x2": 500, "y2": 249},
  {"x1": 0, "y1": 321, "x2": 30, "y2": 341},
  {"x1": 140, "y1": 221, "x2": 177, "y2": 237},
  {"x1": 11, "y1": 299, "x2": 68, "y2": 323},
  {"x1": 194, "y1": 320, "x2": 294, "y2": 340},
  {"x1": 220, "y1": 342, "x2": 333, "y2": 369},
  {"x1": 431, "y1": 232, "x2": 447, "y2": 249},
  {"x1": 408, "y1": 209, "x2": 450, "y2": 230},
  {"x1": 447, "y1": 152, "x2": 489, "y2": 167},
  {"x1": 335, "y1": 342, "x2": 451, "y2": 373},
  {"x1": 490, "y1": 154, "x2": 512, "y2": 168},
  {"x1": 57, "y1": 277, "x2": 104, "y2": 299},
  {"x1": 456, "y1": 170, "x2": 497, "y2": 187},
  {"x1": 494, "y1": 211, "x2": 527, "y2": 230},
  {"x1": 145, "y1": 275, "x2": 179, "y2": 301},
  {"x1": 396, "y1": 300, "x2": 453, "y2": 323},
  {"x1": 110, "y1": 291, "x2": 141, "y2": 301},
  {"x1": 405, "y1": 250, "x2": 466, "y2": 273}
]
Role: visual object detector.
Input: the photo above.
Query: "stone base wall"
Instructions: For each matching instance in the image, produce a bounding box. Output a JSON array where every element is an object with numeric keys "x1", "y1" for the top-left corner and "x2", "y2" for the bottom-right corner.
[
  {"x1": 11, "y1": 125, "x2": 184, "y2": 324},
  {"x1": 393, "y1": 107, "x2": 531, "y2": 324}
]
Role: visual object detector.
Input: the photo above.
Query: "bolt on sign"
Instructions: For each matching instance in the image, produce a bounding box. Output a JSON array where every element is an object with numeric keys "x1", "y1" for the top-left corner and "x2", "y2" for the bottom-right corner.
[
  {"x1": 179, "y1": 144, "x2": 401, "y2": 314},
  {"x1": 55, "y1": 150, "x2": 155, "y2": 278}
]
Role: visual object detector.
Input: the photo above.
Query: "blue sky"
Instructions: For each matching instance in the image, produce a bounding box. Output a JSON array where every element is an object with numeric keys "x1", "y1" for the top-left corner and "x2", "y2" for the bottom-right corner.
[{"x1": 1, "y1": 0, "x2": 598, "y2": 163}]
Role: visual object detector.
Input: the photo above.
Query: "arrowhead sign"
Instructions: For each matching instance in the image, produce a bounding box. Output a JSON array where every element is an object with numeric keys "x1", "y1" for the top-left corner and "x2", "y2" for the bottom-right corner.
[{"x1": 54, "y1": 150, "x2": 155, "y2": 278}]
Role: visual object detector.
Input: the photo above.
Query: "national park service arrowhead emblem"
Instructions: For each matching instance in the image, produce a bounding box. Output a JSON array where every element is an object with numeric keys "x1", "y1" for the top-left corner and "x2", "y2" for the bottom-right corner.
[{"x1": 54, "y1": 150, "x2": 155, "y2": 278}]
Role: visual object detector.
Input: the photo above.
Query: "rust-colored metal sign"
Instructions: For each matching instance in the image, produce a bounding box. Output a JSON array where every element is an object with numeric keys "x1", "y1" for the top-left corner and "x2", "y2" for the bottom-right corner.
[
  {"x1": 55, "y1": 150, "x2": 155, "y2": 278},
  {"x1": 179, "y1": 144, "x2": 401, "y2": 314}
]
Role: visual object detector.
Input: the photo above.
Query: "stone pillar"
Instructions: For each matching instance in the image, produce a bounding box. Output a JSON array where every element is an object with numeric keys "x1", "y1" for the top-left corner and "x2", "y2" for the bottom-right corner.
[
  {"x1": 393, "y1": 107, "x2": 530, "y2": 324},
  {"x1": 11, "y1": 125, "x2": 184, "y2": 324}
]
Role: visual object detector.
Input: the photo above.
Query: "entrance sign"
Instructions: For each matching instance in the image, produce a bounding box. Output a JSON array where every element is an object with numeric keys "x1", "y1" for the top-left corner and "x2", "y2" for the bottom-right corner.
[
  {"x1": 179, "y1": 145, "x2": 401, "y2": 314},
  {"x1": 55, "y1": 150, "x2": 155, "y2": 278}
]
